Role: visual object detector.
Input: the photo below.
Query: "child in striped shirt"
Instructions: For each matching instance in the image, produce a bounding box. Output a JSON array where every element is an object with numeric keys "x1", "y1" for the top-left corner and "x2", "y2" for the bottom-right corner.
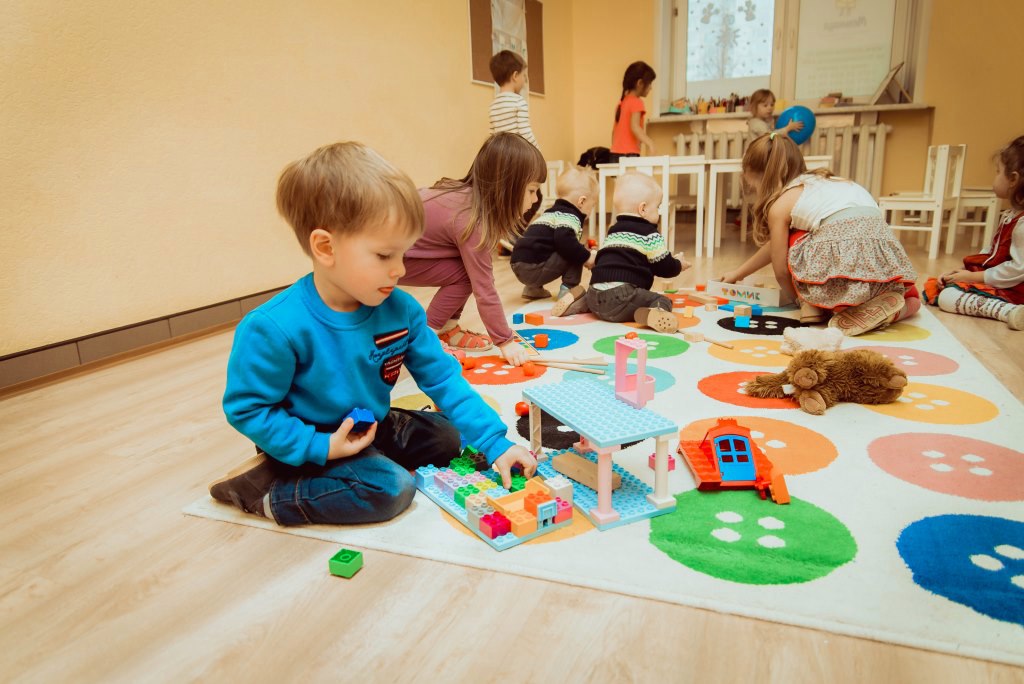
[{"x1": 488, "y1": 50, "x2": 538, "y2": 149}]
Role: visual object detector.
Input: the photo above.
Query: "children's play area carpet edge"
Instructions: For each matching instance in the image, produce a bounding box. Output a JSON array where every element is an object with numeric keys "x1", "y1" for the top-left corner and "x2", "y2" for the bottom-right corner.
[{"x1": 185, "y1": 304, "x2": 1024, "y2": 666}]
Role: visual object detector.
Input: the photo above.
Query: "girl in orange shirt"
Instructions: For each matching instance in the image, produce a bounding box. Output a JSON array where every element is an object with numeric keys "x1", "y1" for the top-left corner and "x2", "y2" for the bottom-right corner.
[{"x1": 610, "y1": 61, "x2": 656, "y2": 162}]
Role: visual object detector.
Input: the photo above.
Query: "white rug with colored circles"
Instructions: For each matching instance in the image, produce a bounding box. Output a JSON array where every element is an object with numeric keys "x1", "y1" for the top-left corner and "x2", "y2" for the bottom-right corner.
[{"x1": 186, "y1": 299, "x2": 1024, "y2": 666}]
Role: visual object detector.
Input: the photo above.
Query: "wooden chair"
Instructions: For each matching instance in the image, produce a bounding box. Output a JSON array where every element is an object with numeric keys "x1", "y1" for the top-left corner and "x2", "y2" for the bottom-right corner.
[
  {"x1": 539, "y1": 160, "x2": 565, "y2": 212},
  {"x1": 949, "y1": 188, "x2": 1000, "y2": 255},
  {"x1": 878, "y1": 144, "x2": 966, "y2": 260}
]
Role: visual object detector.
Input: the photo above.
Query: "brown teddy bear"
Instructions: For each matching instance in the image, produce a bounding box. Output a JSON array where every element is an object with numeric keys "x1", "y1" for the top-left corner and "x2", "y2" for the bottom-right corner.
[{"x1": 745, "y1": 349, "x2": 908, "y2": 415}]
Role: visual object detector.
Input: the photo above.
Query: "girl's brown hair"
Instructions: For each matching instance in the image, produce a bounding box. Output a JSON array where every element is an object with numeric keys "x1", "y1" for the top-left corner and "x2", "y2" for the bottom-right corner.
[
  {"x1": 998, "y1": 135, "x2": 1024, "y2": 209},
  {"x1": 742, "y1": 133, "x2": 832, "y2": 245},
  {"x1": 747, "y1": 88, "x2": 775, "y2": 115},
  {"x1": 430, "y1": 132, "x2": 547, "y2": 251}
]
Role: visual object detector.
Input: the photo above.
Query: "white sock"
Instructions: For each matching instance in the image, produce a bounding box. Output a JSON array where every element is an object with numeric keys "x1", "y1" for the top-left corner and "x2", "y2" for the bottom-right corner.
[
  {"x1": 261, "y1": 493, "x2": 271, "y2": 518},
  {"x1": 937, "y1": 288, "x2": 1014, "y2": 322}
]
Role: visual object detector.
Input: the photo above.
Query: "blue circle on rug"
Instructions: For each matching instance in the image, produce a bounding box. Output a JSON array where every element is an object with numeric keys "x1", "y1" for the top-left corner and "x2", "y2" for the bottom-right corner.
[
  {"x1": 897, "y1": 515, "x2": 1024, "y2": 625},
  {"x1": 565, "y1": 362, "x2": 676, "y2": 393},
  {"x1": 516, "y1": 328, "x2": 578, "y2": 351},
  {"x1": 717, "y1": 315, "x2": 800, "y2": 336}
]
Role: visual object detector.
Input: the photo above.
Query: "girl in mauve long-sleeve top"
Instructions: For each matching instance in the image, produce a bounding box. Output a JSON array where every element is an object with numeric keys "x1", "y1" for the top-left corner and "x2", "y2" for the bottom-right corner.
[{"x1": 401, "y1": 132, "x2": 546, "y2": 366}]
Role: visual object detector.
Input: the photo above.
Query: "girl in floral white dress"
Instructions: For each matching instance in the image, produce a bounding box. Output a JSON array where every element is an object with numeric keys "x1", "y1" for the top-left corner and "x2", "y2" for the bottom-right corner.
[{"x1": 723, "y1": 133, "x2": 919, "y2": 335}]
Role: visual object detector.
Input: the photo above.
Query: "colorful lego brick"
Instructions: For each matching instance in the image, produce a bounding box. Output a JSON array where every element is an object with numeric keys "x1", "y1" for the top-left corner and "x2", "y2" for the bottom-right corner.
[
  {"x1": 479, "y1": 512, "x2": 511, "y2": 539},
  {"x1": 344, "y1": 407, "x2": 375, "y2": 434},
  {"x1": 455, "y1": 484, "x2": 480, "y2": 508},
  {"x1": 465, "y1": 492, "x2": 487, "y2": 510},
  {"x1": 735, "y1": 315, "x2": 751, "y2": 328},
  {"x1": 328, "y1": 548, "x2": 363, "y2": 578},
  {"x1": 467, "y1": 503, "x2": 494, "y2": 529},
  {"x1": 734, "y1": 304, "x2": 753, "y2": 317},
  {"x1": 533, "y1": 333, "x2": 549, "y2": 348},
  {"x1": 536, "y1": 498, "x2": 558, "y2": 525},
  {"x1": 448, "y1": 455, "x2": 476, "y2": 475},
  {"x1": 523, "y1": 491, "x2": 552, "y2": 515},
  {"x1": 509, "y1": 475, "x2": 527, "y2": 492},
  {"x1": 508, "y1": 509, "x2": 537, "y2": 537},
  {"x1": 543, "y1": 474, "x2": 574, "y2": 505},
  {"x1": 524, "y1": 312, "x2": 545, "y2": 325},
  {"x1": 648, "y1": 452, "x2": 677, "y2": 471},
  {"x1": 554, "y1": 497, "x2": 573, "y2": 523},
  {"x1": 414, "y1": 465, "x2": 439, "y2": 489},
  {"x1": 512, "y1": 313, "x2": 525, "y2": 324}
]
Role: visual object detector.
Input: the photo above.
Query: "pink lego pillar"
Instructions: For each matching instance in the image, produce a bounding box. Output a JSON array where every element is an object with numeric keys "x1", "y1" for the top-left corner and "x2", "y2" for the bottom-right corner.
[{"x1": 614, "y1": 337, "x2": 656, "y2": 409}]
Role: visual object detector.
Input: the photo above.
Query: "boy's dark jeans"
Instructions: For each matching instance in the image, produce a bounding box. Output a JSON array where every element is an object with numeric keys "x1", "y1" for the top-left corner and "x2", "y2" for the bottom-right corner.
[
  {"x1": 511, "y1": 254, "x2": 583, "y2": 290},
  {"x1": 266, "y1": 408, "x2": 461, "y2": 526},
  {"x1": 583, "y1": 283, "x2": 673, "y2": 322}
]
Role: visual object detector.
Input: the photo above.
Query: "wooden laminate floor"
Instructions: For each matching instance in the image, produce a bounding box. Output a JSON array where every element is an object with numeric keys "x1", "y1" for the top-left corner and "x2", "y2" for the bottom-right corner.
[{"x1": 1, "y1": 216, "x2": 1022, "y2": 683}]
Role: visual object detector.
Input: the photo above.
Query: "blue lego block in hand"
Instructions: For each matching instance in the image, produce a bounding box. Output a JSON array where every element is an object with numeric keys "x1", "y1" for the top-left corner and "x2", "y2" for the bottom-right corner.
[{"x1": 344, "y1": 407, "x2": 375, "y2": 433}]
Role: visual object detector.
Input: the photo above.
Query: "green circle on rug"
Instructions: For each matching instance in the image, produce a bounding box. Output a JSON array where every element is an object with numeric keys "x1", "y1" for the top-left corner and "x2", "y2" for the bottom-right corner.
[
  {"x1": 593, "y1": 333, "x2": 688, "y2": 358},
  {"x1": 650, "y1": 491, "x2": 857, "y2": 584}
]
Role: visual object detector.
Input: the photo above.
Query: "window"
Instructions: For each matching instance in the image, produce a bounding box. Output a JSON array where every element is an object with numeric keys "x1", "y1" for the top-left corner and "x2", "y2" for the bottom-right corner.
[
  {"x1": 715, "y1": 436, "x2": 752, "y2": 464},
  {"x1": 655, "y1": 0, "x2": 929, "y2": 113}
]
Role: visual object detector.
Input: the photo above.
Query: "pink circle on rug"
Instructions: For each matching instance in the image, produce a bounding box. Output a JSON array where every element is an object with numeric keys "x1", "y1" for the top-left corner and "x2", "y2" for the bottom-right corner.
[
  {"x1": 529, "y1": 309, "x2": 599, "y2": 326},
  {"x1": 697, "y1": 371, "x2": 799, "y2": 409},
  {"x1": 869, "y1": 433, "x2": 1024, "y2": 501},
  {"x1": 852, "y1": 345, "x2": 959, "y2": 376}
]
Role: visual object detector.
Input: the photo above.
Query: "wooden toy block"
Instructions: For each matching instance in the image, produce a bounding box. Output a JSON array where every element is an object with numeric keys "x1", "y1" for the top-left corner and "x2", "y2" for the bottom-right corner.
[
  {"x1": 524, "y1": 312, "x2": 545, "y2": 325},
  {"x1": 512, "y1": 313, "x2": 524, "y2": 324},
  {"x1": 685, "y1": 291, "x2": 718, "y2": 304},
  {"x1": 552, "y1": 451, "x2": 621, "y2": 491},
  {"x1": 735, "y1": 315, "x2": 751, "y2": 328},
  {"x1": 328, "y1": 548, "x2": 363, "y2": 578},
  {"x1": 682, "y1": 306, "x2": 694, "y2": 318},
  {"x1": 704, "y1": 303, "x2": 718, "y2": 311},
  {"x1": 683, "y1": 332, "x2": 704, "y2": 342},
  {"x1": 533, "y1": 333, "x2": 549, "y2": 348},
  {"x1": 734, "y1": 304, "x2": 753, "y2": 318},
  {"x1": 695, "y1": 283, "x2": 707, "y2": 291},
  {"x1": 707, "y1": 279, "x2": 781, "y2": 306}
]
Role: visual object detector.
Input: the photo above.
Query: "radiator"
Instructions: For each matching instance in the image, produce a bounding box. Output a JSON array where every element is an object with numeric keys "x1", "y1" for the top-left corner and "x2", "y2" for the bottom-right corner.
[{"x1": 674, "y1": 124, "x2": 892, "y2": 207}]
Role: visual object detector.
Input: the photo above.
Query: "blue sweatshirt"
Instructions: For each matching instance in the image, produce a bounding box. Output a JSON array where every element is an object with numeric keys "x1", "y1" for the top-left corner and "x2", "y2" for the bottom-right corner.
[{"x1": 223, "y1": 274, "x2": 514, "y2": 467}]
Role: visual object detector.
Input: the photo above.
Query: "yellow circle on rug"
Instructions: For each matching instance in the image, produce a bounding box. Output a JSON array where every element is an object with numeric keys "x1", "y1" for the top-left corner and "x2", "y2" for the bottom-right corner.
[
  {"x1": 865, "y1": 383, "x2": 998, "y2": 424},
  {"x1": 392, "y1": 391, "x2": 501, "y2": 415},
  {"x1": 440, "y1": 506, "x2": 595, "y2": 544},
  {"x1": 680, "y1": 416, "x2": 837, "y2": 475},
  {"x1": 708, "y1": 338, "x2": 789, "y2": 367},
  {"x1": 858, "y1": 321, "x2": 930, "y2": 342}
]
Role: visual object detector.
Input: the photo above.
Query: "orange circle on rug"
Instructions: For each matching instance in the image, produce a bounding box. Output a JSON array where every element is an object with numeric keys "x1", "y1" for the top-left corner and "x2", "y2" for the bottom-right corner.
[
  {"x1": 698, "y1": 371, "x2": 800, "y2": 409},
  {"x1": 868, "y1": 433, "x2": 1024, "y2": 501},
  {"x1": 865, "y1": 382, "x2": 998, "y2": 424},
  {"x1": 623, "y1": 311, "x2": 700, "y2": 330},
  {"x1": 707, "y1": 338, "x2": 789, "y2": 367},
  {"x1": 392, "y1": 391, "x2": 501, "y2": 414},
  {"x1": 462, "y1": 356, "x2": 548, "y2": 385},
  {"x1": 680, "y1": 416, "x2": 837, "y2": 475},
  {"x1": 440, "y1": 505, "x2": 595, "y2": 544},
  {"x1": 857, "y1": 321, "x2": 930, "y2": 342},
  {"x1": 528, "y1": 308, "x2": 599, "y2": 326},
  {"x1": 850, "y1": 345, "x2": 959, "y2": 376}
]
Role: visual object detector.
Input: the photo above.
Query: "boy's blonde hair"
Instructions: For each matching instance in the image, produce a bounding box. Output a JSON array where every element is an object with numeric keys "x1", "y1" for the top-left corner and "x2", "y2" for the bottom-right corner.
[
  {"x1": 612, "y1": 171, "x2": 661, "y2": 213},
  {"x1": 555, "y1": 166, "x2": 598, "y2": 201},
  {"x1": 743, "y1": 134, "x2": 831, "y2": 245},
  {"x1": 276, "y1": 142, "x2": 423, "y2": 255}
]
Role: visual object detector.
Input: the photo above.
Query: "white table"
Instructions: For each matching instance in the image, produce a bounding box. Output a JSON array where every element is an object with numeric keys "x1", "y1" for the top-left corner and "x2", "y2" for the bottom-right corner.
[{"x1": 705, "y1": 155, "x2": 833, "y2": 258}]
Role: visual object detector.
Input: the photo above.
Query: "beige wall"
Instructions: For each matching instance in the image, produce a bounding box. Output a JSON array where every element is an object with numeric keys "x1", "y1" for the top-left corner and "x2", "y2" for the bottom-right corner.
[
  {"x1": 4, "y1": 0, "x2": 1022, "y2": 357},
  {"x1": 1, "y1": 0, "x2": 575, "y2": 356}
]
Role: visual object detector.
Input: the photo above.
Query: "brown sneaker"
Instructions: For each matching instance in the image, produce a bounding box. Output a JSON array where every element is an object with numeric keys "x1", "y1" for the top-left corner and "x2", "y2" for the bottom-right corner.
[
  {"x1": 828, "y1": 291, "x2": 904, "y2": 336},
  {"x1": 634, "y1": 307, "x2": 679, "y2": 333},
  {"x1": 522, "y1": 285, "x2": 551, "y2": 300},
  {"x1": 209, "y1": 453, "x2": 277, "y2": 517},
  {"x1": 551, "y1": 286, "x2": 586, "y2": 316}
]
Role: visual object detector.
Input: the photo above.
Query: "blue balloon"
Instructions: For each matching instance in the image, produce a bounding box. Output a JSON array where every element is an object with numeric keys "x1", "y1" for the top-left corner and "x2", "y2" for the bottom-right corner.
[{"x1": 776, "y1": 105, "x2": 816, "y2": 145}]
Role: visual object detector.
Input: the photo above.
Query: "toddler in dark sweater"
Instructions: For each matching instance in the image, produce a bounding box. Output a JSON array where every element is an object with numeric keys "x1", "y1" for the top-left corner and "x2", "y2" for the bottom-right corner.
[
  {"x1": 510, "y1": 166, "x2": 597, "y2": 301},
  {"x1": 553, "y1": 172, "x2": 688, "y2": 331}
]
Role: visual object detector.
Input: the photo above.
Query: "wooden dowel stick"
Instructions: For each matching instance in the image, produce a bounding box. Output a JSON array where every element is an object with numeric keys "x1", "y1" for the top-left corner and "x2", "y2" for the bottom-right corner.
[
  {"x1": 704, "y1": 337, "x2": 734, "y2": 350},
  {"x1": 534, "y1": 362, "x2": 605, "y2": 374},
  {"x1": 535, "y1": 357, "x2": 608, "y2": 367}
]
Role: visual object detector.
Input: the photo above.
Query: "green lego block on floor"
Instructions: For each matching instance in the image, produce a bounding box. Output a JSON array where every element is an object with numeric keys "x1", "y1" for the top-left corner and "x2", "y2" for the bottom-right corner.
[{"x1": 328, "y1": 548, "x2": 363, "y2": 578}]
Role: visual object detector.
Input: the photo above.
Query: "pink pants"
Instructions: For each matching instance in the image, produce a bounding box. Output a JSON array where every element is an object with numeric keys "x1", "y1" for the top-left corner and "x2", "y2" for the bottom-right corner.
[{"x1": 399, "y1": 257, "x2": 472, "y2": 330}]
